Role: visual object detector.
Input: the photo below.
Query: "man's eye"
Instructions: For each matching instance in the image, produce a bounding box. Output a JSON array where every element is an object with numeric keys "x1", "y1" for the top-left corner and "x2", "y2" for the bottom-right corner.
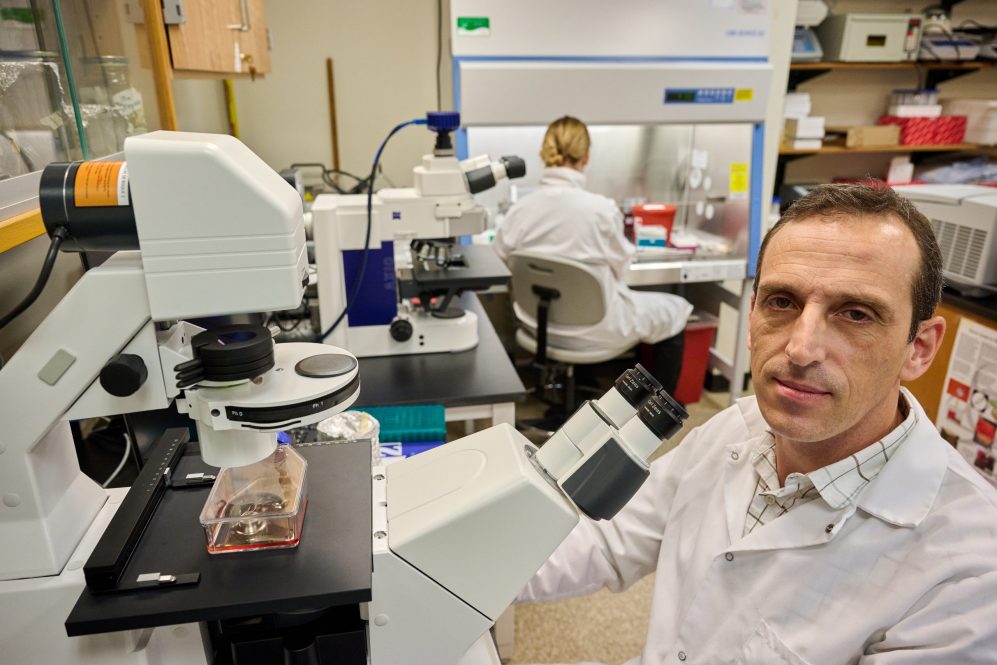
[
  {"x1": 843, "y1": 309, "x2": 870, "y2": 322},
  {"x1": 769, "y1": 296, "x2": 793, "y2": 310}
]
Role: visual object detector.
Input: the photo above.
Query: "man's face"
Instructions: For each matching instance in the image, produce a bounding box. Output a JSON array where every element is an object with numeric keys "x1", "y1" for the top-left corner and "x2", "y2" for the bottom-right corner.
[{"x1": 749, "y1": 215, "x2": 920, "y2": 450}]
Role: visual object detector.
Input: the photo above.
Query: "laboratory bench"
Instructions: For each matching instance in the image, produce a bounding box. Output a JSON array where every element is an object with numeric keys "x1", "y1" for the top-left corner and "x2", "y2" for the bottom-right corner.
[
  {"x1": 353, "y1": 291, "x2": 526, "y2": 432},
  {"x1": 624, "y1": 257, "x2": 746, "y2": 287},
  {"x1": 938, "y1": 288, "x2": 997, "y2": 323}
]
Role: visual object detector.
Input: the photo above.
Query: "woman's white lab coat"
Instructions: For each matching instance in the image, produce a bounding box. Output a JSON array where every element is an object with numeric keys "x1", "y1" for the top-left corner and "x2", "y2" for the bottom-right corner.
[
  {"x1": 494, "y1": 167, "x2": 692, "y2": 351},
  {"x1": 519, "y1": 390, "x2": 997, "y2": 664}
]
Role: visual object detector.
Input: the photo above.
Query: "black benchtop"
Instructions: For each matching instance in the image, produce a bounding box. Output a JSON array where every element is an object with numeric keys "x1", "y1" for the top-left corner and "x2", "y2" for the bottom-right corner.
[
  {"x1": 943, "y1": 287, "x2": 997, "y2": 323},
  {"x1": 66, "y1": 441, "x2": 372, "y2": 636},
  {"x1": 354, "y1": 292, "x2": 525, "y2": 409}
]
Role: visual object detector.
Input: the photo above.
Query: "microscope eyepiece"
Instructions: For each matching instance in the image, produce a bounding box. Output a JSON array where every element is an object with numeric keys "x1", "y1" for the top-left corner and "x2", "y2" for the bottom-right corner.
[
  {"x1": 500, "y1": 155, "x2": 527, "y2": 180},
  {"x1": 613, "y1": 363, "x2": 663, "y2": 408},
  {"x1": 636, "y1": 392, "x2": 688, "y2": 442}
]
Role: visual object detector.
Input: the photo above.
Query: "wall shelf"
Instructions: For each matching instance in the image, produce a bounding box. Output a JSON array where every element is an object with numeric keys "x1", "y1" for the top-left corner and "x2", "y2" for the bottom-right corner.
[
  {"x1": 775, "y1": 142, "x2": 994, "y2": 192},
  {"x1": 787, "y1": 60, "x2": 994, "y2": 90},
  {"x1": 790, "y1": 61, "x2": 994, "y2": 70},
  {"x1": 779, "y1": 142, "x2": 984, "y2": 156}
]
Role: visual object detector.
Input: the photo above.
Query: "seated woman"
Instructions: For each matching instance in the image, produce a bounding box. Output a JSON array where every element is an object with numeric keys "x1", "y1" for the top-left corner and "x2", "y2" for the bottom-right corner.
[{"x1": 494, "y1": 116, "x2": 692, "y2": 394}]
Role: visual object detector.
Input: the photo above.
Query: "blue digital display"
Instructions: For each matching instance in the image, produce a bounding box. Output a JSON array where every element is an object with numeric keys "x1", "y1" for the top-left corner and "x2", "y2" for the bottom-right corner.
[{"x1": 664, "y1": 88, "x2": 735, "y2": 104}]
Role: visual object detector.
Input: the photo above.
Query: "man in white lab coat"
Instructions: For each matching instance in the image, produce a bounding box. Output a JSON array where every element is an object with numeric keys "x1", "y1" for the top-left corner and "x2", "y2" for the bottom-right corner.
[{"x1": 520, "y1": 184, "x2": 997, "y2": 664}]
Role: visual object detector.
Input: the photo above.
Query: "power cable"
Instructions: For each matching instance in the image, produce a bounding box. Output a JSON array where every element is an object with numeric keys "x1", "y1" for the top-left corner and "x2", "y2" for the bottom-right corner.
[
  {"x1": 0, "y1": 227, "x2": 68, "y2": 332},
  {"x1": 101, "y1": 430, "x2": 132, "y2": 488},
  {"x1": 318, "y1": 117, "x2": 427, "y2": 341},
  {"x1": 436, "y1": 0, "x2": 443, "y2": 111}
]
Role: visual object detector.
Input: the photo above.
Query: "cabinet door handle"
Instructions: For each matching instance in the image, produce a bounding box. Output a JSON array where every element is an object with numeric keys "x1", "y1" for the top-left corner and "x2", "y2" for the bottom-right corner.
[
  {"x1": 227, "y1": 0, "x2": 251, "y2": 31},
  {"x1": 241, "y1": 52, "x2": 257, "y2": 81}
]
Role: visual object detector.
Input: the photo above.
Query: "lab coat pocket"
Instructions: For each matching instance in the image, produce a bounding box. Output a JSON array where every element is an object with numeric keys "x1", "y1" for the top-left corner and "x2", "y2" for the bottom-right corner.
[{"x1": 735, "y1": 619, "x2": 812, "y2": 665}]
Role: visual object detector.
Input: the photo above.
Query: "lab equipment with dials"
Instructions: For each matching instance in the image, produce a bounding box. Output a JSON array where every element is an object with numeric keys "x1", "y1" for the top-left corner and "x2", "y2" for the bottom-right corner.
[
  {"x1": 0, "y1": 130, "x2": 688, "y2": 664},
  {"x1": 312, "y1": 111, "x2": 525, "y2": 358},
  {"x1": 918, "y1": 4, "x2": 981, "y2": 61},
  {"x1": 816, "y1": 13, "x2": 923, "y2": 62},
  {"x1": 792, "y1": 0, "x2": 829, "y2": 62}
]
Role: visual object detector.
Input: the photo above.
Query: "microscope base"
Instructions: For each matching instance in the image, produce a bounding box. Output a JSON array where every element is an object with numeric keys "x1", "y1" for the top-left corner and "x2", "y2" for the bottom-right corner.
[{"x1": 343, "y1": 310, "x2": 479, "y2": 358}]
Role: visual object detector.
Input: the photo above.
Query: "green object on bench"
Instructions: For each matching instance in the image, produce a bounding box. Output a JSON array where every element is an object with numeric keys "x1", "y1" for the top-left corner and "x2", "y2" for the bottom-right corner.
[{"x1": 351, "y1": 405, "x2": 446, "y2": 443}]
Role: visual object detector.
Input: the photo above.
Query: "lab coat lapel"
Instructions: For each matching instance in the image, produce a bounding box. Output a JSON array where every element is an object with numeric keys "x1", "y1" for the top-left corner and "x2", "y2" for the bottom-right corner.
[
  {"x1": 721, "y1": 439, "x2": 760, "y2": 546},
  {"x1": 721, "y1": 437, "x2": 852, "y2": 553},
  {"x1": 731, "y1": 498, "x2": 850, "y2": 553}
]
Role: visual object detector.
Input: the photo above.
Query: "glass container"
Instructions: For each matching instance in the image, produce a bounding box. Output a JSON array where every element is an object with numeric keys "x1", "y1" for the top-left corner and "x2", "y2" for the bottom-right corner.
[
  {"x1": 77, "y1": 54, "x2": 146, "y2": 158},
  {"x1": 0, "y1": 50, "x2": 77, "y2": 178},
  {"x1": 199, "y1": 444, "x2": 308, "y2": 555}
]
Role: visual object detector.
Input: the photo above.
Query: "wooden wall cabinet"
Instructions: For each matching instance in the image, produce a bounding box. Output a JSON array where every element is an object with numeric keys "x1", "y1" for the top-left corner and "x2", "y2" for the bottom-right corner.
[{"x1": 136, "y1": 0, "x2": 271, "y2": 78}]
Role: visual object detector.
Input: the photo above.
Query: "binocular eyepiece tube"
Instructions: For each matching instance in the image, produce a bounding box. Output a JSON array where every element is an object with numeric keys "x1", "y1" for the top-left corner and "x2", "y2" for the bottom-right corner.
[{"x1": 533, "y1": 364, "x2": 689, "y2": 520}]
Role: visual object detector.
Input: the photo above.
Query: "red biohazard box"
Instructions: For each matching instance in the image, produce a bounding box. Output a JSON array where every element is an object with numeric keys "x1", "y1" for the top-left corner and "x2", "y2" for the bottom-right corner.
[
  {"x1": 878, "y1": 116, "x2": 937, "y2": 145},
  {"x1": 639, "y1": 311, "x2": 718, "y2": 405},
  {"x1": 878, "y1": 115, "x2": 967, "y2": 145},
  {"x1": 933, "y1": 115, "x2": 967, "y2": 144}
]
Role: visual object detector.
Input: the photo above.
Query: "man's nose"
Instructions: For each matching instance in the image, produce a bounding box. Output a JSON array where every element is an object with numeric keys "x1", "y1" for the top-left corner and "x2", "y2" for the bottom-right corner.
[{"x1": 785, "y1": 307, "x2": 827, "y2": 367}]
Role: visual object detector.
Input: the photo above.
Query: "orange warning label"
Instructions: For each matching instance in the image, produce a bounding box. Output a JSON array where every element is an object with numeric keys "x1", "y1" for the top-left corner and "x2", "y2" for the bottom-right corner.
[{"x1": 75, "y1": 161, "x2": 128, "y2": 207}]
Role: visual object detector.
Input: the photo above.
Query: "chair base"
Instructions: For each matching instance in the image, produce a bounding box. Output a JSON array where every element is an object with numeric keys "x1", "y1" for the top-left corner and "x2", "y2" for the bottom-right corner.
[{"x1": 515, "y1": 329, "x2": 633, "y2": 365}]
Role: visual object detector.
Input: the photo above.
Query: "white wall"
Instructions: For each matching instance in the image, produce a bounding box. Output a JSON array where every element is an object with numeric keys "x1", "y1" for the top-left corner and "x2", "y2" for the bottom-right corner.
[
  {"x1": 231, "y1": 0, "x2": 447, "y2": 187},
  {"x1": 173, "y1": 80, "x2": 230, "y2": 134}
]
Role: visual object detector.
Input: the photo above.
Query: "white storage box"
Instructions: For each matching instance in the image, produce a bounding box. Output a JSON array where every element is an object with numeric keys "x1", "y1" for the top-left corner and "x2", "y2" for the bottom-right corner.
[{"x1": 944, "y1": 99, "x2": 997, "y2": 146}]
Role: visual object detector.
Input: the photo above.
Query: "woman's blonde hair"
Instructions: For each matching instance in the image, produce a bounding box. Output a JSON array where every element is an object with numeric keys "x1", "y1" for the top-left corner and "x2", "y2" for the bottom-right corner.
[{"x1": 540, "y1": 116, "x2": 590, "y2": 168}]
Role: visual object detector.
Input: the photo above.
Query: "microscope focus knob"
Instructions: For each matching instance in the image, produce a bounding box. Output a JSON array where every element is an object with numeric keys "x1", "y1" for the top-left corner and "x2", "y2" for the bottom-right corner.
[
  {"x1": 390, "y1": 318, "x2": 413, "y2": 342},
  {"x1": 100, "y1": 353, "x2": 148, "y2": 397}
]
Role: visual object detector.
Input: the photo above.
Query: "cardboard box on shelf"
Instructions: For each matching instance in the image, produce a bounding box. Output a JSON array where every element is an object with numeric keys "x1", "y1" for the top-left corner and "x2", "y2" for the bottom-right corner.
[{"x1": 837, "y1": 124, "x2": 900, "y2": 147}]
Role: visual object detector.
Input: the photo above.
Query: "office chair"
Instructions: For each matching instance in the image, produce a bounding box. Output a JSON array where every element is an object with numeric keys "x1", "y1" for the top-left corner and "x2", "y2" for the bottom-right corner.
[{"x1": 508, "y1": 251, "x2": 633, "y2": 426}]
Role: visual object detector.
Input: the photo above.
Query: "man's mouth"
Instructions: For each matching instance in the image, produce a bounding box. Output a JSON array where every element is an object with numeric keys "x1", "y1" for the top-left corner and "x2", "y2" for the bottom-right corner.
[{"x1": 774, "y1": 378, "x2": 832, "y2": 396}]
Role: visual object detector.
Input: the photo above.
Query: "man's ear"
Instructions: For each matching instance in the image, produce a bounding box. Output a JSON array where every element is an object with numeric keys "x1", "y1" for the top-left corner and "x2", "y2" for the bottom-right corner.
[{"x1": 900, "y1": 315, "x2": 946, "y2": 382}]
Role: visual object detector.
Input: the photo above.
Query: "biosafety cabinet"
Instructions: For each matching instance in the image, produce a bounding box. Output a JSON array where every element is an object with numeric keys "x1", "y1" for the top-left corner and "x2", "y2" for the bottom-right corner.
[{"x1": 451, "y1": 0, "x2": 773, "y2": 402}]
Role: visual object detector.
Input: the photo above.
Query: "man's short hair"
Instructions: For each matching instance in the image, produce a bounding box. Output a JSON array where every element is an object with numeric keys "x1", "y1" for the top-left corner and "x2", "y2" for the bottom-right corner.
[{"x1": 753, "y1": 184, "x2": 943, "y2": 342}]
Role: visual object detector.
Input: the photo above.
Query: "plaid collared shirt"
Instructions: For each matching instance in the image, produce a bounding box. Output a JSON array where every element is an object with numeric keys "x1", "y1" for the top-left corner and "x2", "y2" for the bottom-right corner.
[{"x1": 743, "y1": 396, "x2": 917, "y2": 537}]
